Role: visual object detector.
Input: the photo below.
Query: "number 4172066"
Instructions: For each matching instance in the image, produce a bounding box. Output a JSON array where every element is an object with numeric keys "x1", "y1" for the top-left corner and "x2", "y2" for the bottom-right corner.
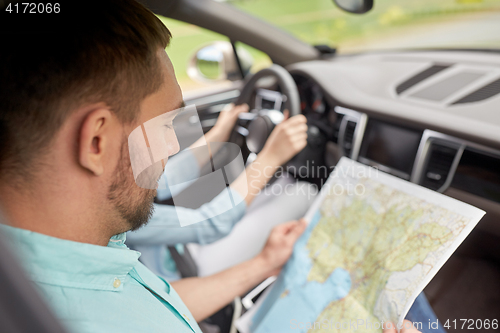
[
  {"x1": 444, "y1": 319, "x2": 498, "y2": 330},
  {"x1": 5, "y1": 3, "x2": 60, "y2": 14}
]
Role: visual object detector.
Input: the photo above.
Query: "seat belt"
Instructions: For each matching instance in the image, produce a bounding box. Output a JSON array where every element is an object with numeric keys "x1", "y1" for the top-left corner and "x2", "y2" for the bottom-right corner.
[{"x1": 167, "y1": 245, "x2": 199, "y2": 278}]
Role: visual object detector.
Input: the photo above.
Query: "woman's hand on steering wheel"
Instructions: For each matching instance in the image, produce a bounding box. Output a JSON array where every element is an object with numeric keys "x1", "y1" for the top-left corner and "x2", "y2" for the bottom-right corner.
[
  {"x1": 259, "y1": 113, "x2": 308, "y2": 166},
  {"x1": 209, "y1": 103, "x2": 249, "y2": 143}
]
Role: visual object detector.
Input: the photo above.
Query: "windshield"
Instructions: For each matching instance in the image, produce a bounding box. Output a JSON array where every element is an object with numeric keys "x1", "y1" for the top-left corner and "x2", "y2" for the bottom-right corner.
[{"x1": 231, "y1": 0, "x2": 500, "y2": 54}]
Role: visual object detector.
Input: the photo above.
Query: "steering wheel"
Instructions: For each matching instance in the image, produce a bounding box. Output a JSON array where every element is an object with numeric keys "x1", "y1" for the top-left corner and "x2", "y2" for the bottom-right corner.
[{"x1": 233, "y1": 64, "x2": 302, "y2": 155}]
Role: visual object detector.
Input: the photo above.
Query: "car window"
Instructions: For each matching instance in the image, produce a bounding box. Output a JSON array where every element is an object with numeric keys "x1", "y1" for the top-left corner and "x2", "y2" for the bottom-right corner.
[
  {"x1": 158, "y1": 16, "x2": 272, "y2": 94},
  {"x1": 230, "y1": 0, "x2": 500, "y2": 54}
]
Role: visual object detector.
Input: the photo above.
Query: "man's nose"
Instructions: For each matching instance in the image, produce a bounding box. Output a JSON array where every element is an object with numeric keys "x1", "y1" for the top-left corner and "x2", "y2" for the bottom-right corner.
[{"x1": 165, "y1": 130, "x2": 180, "y2": 157}]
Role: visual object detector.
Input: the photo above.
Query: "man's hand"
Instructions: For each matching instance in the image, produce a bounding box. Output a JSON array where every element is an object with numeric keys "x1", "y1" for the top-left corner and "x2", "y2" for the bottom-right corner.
[
  {"x1": 383, "y1": 320, "x2": 422, "y2": 333},
  {"x1": 257, "y1": 219, "x2": 308, "y2": 276},
  {"x1": 209, "y1": 103, "x2": 249, "y2": 142},
  {"x1": 172, "y1": 219, "x2": 307, "y2": 322},
  {"x1": 260, "y1": 113, "x2": 308, "y2": 166}
]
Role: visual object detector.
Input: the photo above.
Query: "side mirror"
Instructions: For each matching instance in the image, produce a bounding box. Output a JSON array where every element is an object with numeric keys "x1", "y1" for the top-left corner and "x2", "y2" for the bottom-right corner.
[
  {"x1": 333, "y1": 0, "x2": 373, "y2": 14},
  {"x1": 188, "y1": 41, "x2": 253, "y2": 83}
]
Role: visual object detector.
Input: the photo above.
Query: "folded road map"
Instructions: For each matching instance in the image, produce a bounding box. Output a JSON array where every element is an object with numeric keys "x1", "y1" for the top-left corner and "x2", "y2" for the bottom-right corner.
[{"x1": 239, "y1": 157, "x2": 485, "y2": 333}]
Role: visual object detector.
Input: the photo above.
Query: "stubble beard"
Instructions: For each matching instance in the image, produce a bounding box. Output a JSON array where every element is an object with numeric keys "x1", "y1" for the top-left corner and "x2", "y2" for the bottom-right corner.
[{"x1": 107, "y1": 139, "x2": 156, "y2": 232}]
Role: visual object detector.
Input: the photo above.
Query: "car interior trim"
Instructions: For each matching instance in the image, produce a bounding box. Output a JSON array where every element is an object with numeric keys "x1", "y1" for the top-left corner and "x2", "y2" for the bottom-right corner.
[
  {"x1": 186, "y1": 89, "x2": 241, "y2": 110},
  {"x1": 412, "y1": 130, "x2": 500, "y2": 193},
  {"x1": 144, "y1": 0, "x2": 320, "y2": 66},
  {"x1": 335, "y1": 106, "x2": 368, "y2": 160}
]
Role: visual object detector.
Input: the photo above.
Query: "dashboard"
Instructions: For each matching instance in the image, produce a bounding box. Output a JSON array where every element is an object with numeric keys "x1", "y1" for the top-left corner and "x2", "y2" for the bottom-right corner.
[{"x1": 287, "y1": 51, "x2": 500, "y2": 236}]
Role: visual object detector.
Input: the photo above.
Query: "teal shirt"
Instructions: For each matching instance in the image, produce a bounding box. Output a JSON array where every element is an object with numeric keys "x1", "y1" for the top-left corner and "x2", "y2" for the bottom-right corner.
[{"x1": 0, "y1": 224, "x2": 202, "y2": 333}]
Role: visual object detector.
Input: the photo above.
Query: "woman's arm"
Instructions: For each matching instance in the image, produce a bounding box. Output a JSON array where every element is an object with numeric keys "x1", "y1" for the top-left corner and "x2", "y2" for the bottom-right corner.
[
  {"x1": 231, "y1": 114, "x2": 308, "y2": 205},
  {"x1": 126, "y1": 189, "x2": 246, "y2": 246},
  {"x1": 190, "y1": 103, "x2": 249, "y2": 168},
  {"x1": 157, "y1": 104, "x2": 248, "y2": 200}
]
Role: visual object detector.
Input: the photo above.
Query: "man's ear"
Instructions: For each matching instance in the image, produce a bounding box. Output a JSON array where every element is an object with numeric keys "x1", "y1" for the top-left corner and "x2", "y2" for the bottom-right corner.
[{"x1": 78, "y1": 108, "x2": 114, "y2": 176}]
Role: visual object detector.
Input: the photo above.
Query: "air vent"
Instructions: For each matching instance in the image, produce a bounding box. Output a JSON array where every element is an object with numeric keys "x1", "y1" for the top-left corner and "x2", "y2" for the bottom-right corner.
[
  {"x1": 410, "y1": 71, "x2": 485, "y2": 102},
  {"x1": 452, "y1": 78, "x2": 500, "y2": 104},
  {"x1": 330, "y1": 113, "x2": 344, "y2": 144},
  {"x1": 396, "y1": 64, "x2": 451, "y2": 95},
  {"x1": 343, "y1": 121, "x2": 357, "y2": 157},
  {"x1": 421, "y1": 144, "x2": 459, "y2": 191},
  {"x1": 334, "y1": 106, "x2": 367, "y2": 160}
]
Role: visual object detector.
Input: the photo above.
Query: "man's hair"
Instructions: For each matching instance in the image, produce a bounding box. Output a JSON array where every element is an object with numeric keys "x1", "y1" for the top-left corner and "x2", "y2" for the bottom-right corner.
[{"x1": 0, "y1": 0, "x2": 171, "y2": 182}]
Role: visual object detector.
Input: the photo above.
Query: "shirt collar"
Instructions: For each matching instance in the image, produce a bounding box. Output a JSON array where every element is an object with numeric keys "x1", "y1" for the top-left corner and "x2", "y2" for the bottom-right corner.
[{"x1": 0, "y1": 224, "x2": 141, "y2": 291}]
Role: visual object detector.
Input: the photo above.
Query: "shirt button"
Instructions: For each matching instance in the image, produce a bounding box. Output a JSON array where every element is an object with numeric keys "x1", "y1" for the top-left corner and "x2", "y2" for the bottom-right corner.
[{"x1": 113, "y1": 278, "x2": 121, "y2": 288}]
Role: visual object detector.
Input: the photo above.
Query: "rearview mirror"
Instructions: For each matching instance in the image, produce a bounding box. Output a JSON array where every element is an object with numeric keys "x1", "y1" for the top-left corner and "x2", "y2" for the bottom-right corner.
[
  {"x1": 333, "y1": 0, "x2": 373, "y2": 14},
  {"x1": 188, "y1": 41, "x2": 253, "y2": 83}
]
